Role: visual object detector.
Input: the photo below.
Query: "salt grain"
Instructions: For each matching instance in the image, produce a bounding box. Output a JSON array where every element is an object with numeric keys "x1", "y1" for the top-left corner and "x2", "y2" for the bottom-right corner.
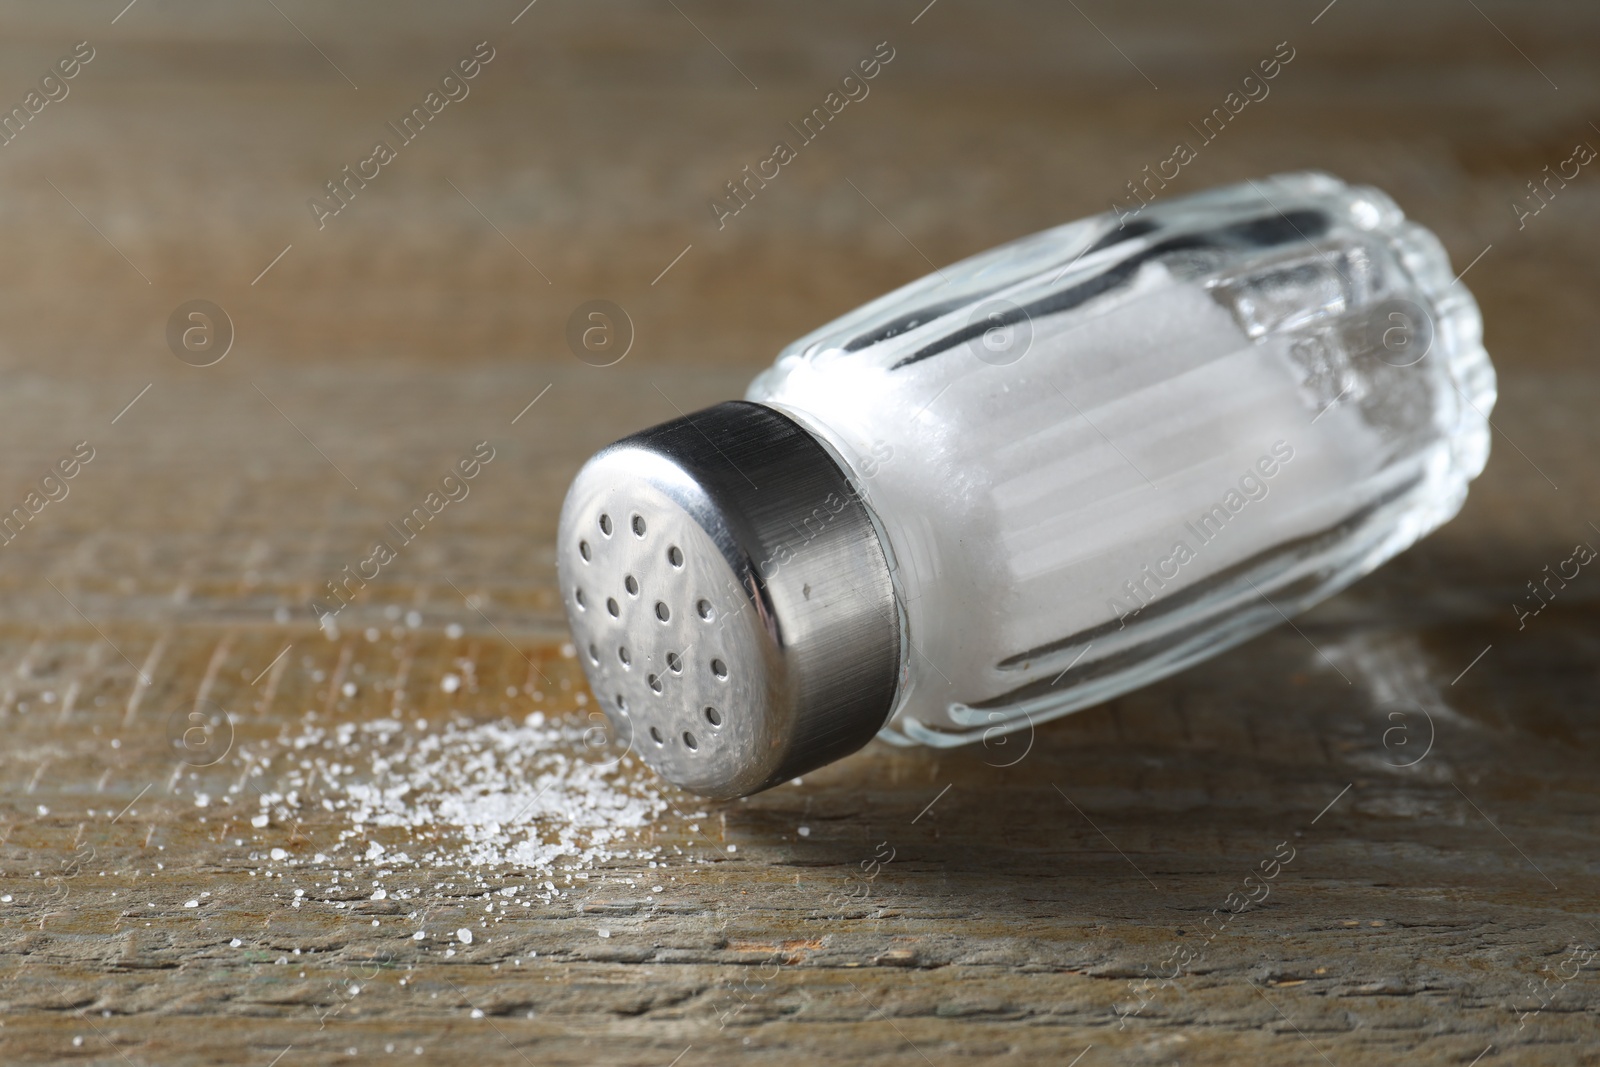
[{"x1": 457, "y1": 928, "x2": 473, "y2": 944}]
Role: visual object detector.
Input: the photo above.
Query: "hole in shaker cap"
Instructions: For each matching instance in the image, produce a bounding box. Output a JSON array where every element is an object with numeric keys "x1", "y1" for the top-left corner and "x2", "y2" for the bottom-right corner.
[
  {"x1": 667, "y1": 545, "x2": 683, "y2": 567},
  {"x1": 682, "y1": 730, "x2": 698, "y2": 751},
  {"x1": 655, "y1": 602, "x2": 670, "y2": 622},
  {"x1": 648, "y1": 673, "x2": 662, "y2": 693},
  {"x1": 579, "y1": 540, "x2": 591, "y2": 561},
  {"x1": 574, "y1": 588, "x2": 586, "y2": 610},
  {"x1": 587, "y1": 643, "x2": 599, "y2": 665},
  {"x1": 606, "y1": 597, "x2": 620, "y2": 617},
  {"x1": 631, "y1": 514, "x2": 647, "y2": 537},
  {"x1": 618, "y1": 646, "x2": 630, "y2": 667},
  {"x1": 649, "y1": 726, "x2": 663, "y2": 746},
  {"x1": 625, "y1": 575, "x2": 639, "y2": 596},
  {"x1": 704, "y1": 706, "x2": 721, "y2": 727},
  {"x1": 696, "y1": 599, "x2": 713, "y2": 621},
  {"x1": 666, "y1": 651, "x2": 682, "y2": 673},
  {"x1": 598, "y1": 514, "x2": 613, "y2": 537},
  {"x1": 615, "y1": 693, "x2": 628, "y2": 712},
  {"x1": 710, "y1": 658, "x2": 727, "y2": 680}
]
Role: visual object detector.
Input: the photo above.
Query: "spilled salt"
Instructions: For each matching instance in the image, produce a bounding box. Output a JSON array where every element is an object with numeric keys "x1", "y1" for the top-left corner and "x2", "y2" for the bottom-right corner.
[{"x1": 228, "y1": 710, "x2": 672, "y2": 900}]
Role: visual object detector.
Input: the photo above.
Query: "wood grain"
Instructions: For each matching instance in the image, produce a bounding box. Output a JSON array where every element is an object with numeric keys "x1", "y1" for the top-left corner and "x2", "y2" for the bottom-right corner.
[{"x1": 0, "y1": 1, "x2": 1597, "y2": 1063}]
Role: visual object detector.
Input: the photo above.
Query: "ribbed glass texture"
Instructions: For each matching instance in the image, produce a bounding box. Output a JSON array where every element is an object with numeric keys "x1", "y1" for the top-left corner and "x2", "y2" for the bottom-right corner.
[{"x1": 747, "y1": 173, "x2": 1494, "y2": 746}]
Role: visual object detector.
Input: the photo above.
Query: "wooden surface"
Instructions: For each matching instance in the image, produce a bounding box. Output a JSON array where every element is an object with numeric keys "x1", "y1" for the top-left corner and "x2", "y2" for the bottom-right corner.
[{"x1": 1, "y1": 1, "x2": 1598, "y2": 1063}]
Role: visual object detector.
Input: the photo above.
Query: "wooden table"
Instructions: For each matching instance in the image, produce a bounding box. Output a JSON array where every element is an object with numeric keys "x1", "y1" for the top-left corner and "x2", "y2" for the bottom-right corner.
[{"x1": 0, "y1": 1, "x2": 1596, "y2": 1063}]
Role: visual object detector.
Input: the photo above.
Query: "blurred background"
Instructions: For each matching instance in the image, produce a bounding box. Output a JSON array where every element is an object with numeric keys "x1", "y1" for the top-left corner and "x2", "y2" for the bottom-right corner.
[{"x1": 1, "y1": 2, "x2": 1597, "y2": 1064}]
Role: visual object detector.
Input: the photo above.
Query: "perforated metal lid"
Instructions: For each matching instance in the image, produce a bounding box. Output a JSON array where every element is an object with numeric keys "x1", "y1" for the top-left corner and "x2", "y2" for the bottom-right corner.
[{"x1": 556, "y1": 401, "x2": 901, "y2": 798}]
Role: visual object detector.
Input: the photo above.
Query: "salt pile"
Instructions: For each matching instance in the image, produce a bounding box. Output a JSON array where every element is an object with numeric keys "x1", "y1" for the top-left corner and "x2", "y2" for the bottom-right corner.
[{"x1": 239, "y1": 711, "x2": 671, "y2": 881}]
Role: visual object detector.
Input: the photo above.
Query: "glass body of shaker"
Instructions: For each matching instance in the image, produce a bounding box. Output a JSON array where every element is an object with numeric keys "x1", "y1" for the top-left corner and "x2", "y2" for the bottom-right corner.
[{"x1": 746, "y1": 172, "x2": 1494, "y2": 747}]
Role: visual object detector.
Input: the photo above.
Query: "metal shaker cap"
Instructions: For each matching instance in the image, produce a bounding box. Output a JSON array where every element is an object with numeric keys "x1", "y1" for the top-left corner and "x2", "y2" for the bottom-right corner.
[{"x1": 556, "y1": 401, "x2": 901, "y2": 799}]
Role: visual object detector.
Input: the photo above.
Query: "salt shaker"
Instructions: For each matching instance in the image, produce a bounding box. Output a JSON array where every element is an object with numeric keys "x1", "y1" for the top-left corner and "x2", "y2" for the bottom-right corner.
[{"x1": 557, "y1": 172, "x2": 1495, "y2": 798}]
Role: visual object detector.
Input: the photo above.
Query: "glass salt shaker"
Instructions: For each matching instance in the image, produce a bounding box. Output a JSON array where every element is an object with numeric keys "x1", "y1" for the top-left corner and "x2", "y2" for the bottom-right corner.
[{"x1": 557, "y1": 172, "x2": 1495, "y2": 798}]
